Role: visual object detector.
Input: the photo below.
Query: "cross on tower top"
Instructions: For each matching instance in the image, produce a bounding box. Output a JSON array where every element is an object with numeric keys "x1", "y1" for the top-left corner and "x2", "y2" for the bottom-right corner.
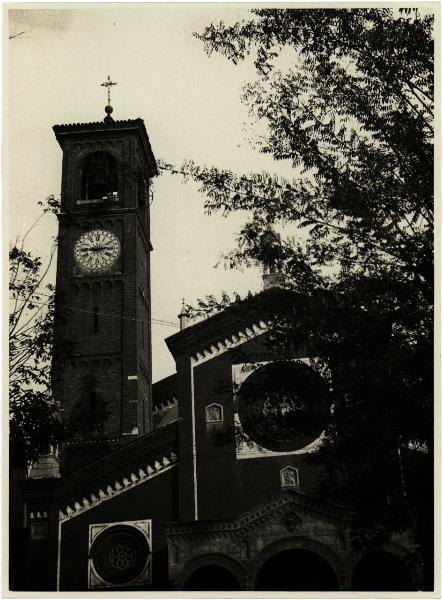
[
  {"x1": 100, "y1": 75, "x2": 117, "y2": 122},
  {"x1": 101, "y1": 74, "x2": 117, "y2": 105}
]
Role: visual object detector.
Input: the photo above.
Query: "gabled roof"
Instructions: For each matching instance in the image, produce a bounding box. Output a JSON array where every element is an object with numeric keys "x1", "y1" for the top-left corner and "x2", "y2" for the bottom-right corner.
[
  {"x1": 165, "y1": 287, "x2": 296, "y2": 361},
  {"x1": 154, "y1": 403, "x2": 178, "y2": 429},
  {"x1": 59, "y1": 453, "x2": 178, "y2": 523},
  {"x1": 53, "y1": 118, "x2": 157, "y2": 177},
  {"x1": 58, "y1": 422, "x2": 178, "y2": 515},
  {"x1": 165, "y1": 488, "x2": 351, "y2": 539},
  {"x1": 153, "y1": 373, "x2": 178, "y2": 428},
  {"x1": 153, "y1": 373, "x2": 177, "y2": 411}
]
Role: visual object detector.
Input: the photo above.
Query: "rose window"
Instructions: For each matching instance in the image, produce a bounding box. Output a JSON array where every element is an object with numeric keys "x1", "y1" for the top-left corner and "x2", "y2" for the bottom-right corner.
[
  {"x1": 109, "y1": 542, "x2": 136, "y2": 571},
  {"x1": 237, "y1": 361, "x2": 331, "y2": 452},
  {"x1": 90, "y1": 525, "x2": 149, "y2": 585}
]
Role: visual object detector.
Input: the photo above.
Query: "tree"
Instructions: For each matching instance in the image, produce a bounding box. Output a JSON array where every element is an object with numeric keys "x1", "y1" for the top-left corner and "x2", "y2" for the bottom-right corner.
[
  {"x1": 161, "y1": 7, "x2": 434, "y2": 581},
  {"x1": 9, "y1": 196, "x2": 63, "y2": 462}
]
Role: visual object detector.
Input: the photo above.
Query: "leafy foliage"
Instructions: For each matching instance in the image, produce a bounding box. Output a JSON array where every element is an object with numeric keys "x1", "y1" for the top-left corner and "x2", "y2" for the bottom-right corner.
[
  {"x1": 9, "y1": 196, "x2": 62, "y2": 461},
  {"x1": 162, "y1": 7, "x2": 434, "y2": 569},
  {"x1": 179, "y1": 290, "x2": 245, "y2": 321}
]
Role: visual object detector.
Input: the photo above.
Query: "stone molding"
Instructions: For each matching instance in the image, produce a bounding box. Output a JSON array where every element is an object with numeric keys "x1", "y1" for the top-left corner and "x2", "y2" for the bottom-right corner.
[
  {"x1": 54, "y1": 118, "x2": 145, "y2": 130},
  {"x1": 62, "y1": 436, "x2": 120, "y2": 447},
  {"x1": 53, "y1": 119, "x2": 157, "y2": 178},
  {"x1": 153, "y1": 396, "x2": 178, "y2": 414},
  {"x1": 191, "y1": 320, "x2": 270, "y2": 365},
  {"x1": 165, "y1": 490, "x2": 351, "y2": 541},
  {"x1": 59, "y1": 452, "x2": 178, "y2": 522}
]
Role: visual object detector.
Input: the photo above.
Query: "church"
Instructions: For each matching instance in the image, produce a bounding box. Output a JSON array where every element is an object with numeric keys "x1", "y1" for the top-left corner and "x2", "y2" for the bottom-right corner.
[{"x1": 11, "y1": 100, "x2": 422, "y2": 592}]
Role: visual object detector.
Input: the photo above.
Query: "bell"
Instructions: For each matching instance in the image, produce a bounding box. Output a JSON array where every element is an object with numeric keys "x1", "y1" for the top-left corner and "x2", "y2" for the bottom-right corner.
[{"x1": 84, "y1": 152, "x2": 116, "y2": 199}]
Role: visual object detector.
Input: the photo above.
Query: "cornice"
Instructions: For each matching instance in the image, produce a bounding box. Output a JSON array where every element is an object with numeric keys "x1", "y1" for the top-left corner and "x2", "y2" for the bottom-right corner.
[
  {"x1": 59, "y1": 422, "x2": 178, "y2": 503},
  {"x1": 59, "y1": 452, "x2": 178, "y2": 523},
  {"x1": 191, "y1": 320, "x2": 270, "y2": 366},
  {"x1": 153, "y1": 396, "x2": 178, "y2": 415},
  {"x1": 58, "y1": 206, "x2": 151, "y2": 219},
  {"x1": 165, "y1": 288, "x2": 296, "y2": 361},
  {"x1": 53, "y1": 118, "x2": 144, "y2": 130},
  {"x1": 53, "y1": 118, "x2": 157, "y2": 178},
  {"x1": 165, "y1": 491, "x2": 351, "y2": 541}
]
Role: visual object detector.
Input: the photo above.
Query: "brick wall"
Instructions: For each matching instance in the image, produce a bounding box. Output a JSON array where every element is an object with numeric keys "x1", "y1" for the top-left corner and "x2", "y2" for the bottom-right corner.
[{"x1": 52, "y1": 125, "x2": 154, "y2": 444}]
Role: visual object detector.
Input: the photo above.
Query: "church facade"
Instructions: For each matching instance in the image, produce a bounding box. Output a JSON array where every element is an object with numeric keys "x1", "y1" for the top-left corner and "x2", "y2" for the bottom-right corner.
[{"x1": 12, "y1": 109, "x2": 422, "y2": 592}]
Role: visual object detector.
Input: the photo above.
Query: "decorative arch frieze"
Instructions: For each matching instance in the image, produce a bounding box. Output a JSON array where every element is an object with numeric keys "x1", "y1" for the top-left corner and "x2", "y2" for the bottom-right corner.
[
  {"x1": 68, "y1": 354, "x2": 123, "y2": 372},
  {"x1": 59, "y1": 452, "x2": 178, "y2": 522},
  {"x1": 73, "y1": 141, "x2": 123, "y2": 163},
  {"x1": 191, "y1": 320, "x2": 270, "y2": 365},
  {"x1": 153, "y1": 396, "x2": 178, "y2": 415}
]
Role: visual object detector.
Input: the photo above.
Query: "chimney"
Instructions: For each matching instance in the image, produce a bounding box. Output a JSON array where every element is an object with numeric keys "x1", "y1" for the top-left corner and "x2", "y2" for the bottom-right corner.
[
  {"x1": 261, "y1": 226, "x2": 285, "y2": 290},
  {"x1": 263, "y1": 271, "x2": 285, "y2": 291},
  {"x1": 178, "y1": 298, "x2": 188, "y2": 331},
  {"x1": 28, "y1": 446, "x2": 61, "y2": 479}
]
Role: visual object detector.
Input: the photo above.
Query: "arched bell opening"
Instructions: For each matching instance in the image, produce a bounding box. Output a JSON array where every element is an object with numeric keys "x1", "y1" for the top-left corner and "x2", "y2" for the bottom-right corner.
[
  {"x1": 255, "y1": 548, "x2": 339, "y2": 591},
  {"x1": 351, "y1": 550, "x2": 414, "y2": 591},
  {"x1": 183, "y1": 564, "x2": 241, "y2": 591},
  {"x1": 81, "y1": 151, "x2": 118, "y2": 201}
]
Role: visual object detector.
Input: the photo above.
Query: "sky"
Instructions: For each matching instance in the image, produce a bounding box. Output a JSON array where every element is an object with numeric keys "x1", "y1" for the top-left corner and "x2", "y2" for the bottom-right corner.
[{"x1": 6, "y1": 5, "x2": 295, "y2": 382}]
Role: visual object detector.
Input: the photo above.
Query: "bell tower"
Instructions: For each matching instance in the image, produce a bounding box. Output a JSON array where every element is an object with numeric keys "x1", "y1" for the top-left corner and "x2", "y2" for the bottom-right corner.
[{"x1": 52, "y1": 90, "x2": 157, "y2": 468}]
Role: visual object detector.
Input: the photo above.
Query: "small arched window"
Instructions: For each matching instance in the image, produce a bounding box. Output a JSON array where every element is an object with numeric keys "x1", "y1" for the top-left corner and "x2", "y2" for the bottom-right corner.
[
  {"x1": 88, "y1": 389, "x2": 108, "y2": 435},
  {"x1": 81, "y1": 152, "x2": 118, "y2": 202}
]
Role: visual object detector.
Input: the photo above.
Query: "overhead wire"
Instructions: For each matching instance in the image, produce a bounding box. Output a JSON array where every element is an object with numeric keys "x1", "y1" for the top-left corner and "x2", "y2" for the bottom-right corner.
[{"x1": 8, "y1": 296, "x2": 179, "y2": 328}]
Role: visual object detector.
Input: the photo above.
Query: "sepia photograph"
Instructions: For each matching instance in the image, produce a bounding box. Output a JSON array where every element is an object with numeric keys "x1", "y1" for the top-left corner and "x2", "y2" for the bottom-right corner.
[{"x1": 5, "y1": 3, "x2": 438, "y2": 594}]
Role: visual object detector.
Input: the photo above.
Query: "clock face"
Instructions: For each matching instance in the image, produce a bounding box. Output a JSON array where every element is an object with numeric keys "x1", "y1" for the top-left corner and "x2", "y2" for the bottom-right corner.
[{"x1": 74, "y1": 229, "x2": 120, "y2": 273}]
